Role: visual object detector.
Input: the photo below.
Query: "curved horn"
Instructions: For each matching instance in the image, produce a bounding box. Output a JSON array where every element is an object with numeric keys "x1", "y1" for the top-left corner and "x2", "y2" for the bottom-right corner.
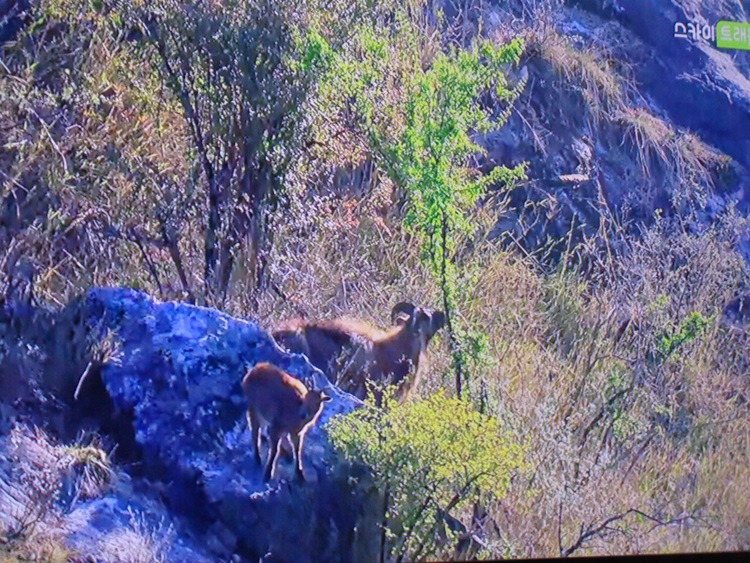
[{"x1": 391, "y1": 301, "x2": 416, "y2": 324}]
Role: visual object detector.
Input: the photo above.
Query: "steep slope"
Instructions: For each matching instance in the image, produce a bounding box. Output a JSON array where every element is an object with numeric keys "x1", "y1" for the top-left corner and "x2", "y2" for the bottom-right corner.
[
  {"x1": 478, "y1": 0, "x2": 750, "y2": 262},
  {"x1": 2, "y1": 288, "x2": 378, "y2": 562}
]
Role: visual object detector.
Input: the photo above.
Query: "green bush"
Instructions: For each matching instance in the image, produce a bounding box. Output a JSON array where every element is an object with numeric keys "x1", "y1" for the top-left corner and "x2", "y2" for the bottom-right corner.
[
  {"x1": 328, "y1": 390, "x2": 526, "y2": 561},
  {"x1": 655, "y1": 311, "x2": 712, "y2": 361}
]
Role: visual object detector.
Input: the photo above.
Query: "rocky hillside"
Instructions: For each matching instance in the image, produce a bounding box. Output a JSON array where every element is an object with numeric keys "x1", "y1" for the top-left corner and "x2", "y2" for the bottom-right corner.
[
  {"x1": 478, "y1": 0, "x2": 750, "y2": 260},
  {"x1": 2, "y1": 0, "x2": 750, "y2": 560},
  {"x1": 2, "y1": 288, "x2": 377, "y2": 561}
]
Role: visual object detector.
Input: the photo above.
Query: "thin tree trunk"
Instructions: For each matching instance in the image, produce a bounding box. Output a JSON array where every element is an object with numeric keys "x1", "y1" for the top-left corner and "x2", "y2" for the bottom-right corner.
[
  {"x1": 155, "y1": 209, "x2": 195, "y2": 304},
  {"x1": 151, "y1": 30, "x2": 219, "y2": 302},
  {"x1": 440, "y1": 213, "x2": 464, "y2": 398},
  {"x1": 380, "y1": 480, "x2": 390, "y2": 563},
  {"x1": 134, "y1": 238, "x2": 164, "y2": 298},
  {"x1": 205, "y1": 180, "x2": 221, "y2": 301}
]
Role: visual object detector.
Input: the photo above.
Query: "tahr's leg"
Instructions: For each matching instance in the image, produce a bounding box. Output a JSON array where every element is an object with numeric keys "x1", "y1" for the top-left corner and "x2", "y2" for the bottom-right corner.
[
  {"x1": 289, "y1": 432, "x2": 305, "y2": 481},
  {"x1": 264, "y1": 429, "x2": 284, "y2": 482},
  {"x1": 247, "y1": 410, "x2": 262, "y2": 466}
]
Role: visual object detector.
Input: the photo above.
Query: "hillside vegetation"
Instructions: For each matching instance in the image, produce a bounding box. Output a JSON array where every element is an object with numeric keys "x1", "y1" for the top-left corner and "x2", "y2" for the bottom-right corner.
[{"x1": 2, "y1": 0, "x2": 750, "y2": 560}]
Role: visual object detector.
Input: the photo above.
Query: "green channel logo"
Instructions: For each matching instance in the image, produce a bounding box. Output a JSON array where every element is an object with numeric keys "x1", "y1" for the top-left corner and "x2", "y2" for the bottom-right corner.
[{"x1": 717, "y1": 20, "x2": 750, "y2": 51}]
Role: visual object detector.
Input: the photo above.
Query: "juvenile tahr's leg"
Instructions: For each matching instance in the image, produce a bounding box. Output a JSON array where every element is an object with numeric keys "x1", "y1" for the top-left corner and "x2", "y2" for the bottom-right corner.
[
  {"x1": 247, "y1": 410, "x2": 262, "y2": 466},
  {"x1": 264, "y1": 429, "x2": 284, "y2": 482},
  {"x1": 281, "y1": 435, "x2": 295, "y2": 460},
  {"x1": 289, "y1": 432, "x2": 305, "y2": 481}
]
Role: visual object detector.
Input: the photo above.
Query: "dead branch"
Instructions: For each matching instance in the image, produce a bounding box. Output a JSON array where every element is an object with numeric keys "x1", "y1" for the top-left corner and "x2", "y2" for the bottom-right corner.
[{"x1": 561, "y1": 508, "x2": 694, "y2": 557}]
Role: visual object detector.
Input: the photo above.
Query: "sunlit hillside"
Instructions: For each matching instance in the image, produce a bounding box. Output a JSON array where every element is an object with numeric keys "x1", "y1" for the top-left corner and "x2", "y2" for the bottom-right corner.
[{"x1": 1, "y1": 0, "x2": 749, "y2": 561}]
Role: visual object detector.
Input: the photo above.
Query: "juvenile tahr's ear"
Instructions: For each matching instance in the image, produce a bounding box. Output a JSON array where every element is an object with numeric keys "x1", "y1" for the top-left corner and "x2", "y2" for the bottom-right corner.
[
  {"x1": 391, "y1": 301, "x2": 416, "y2": 324},
  {"x1": 321, "y1": 392, "x2": 332, "y2": 403}
]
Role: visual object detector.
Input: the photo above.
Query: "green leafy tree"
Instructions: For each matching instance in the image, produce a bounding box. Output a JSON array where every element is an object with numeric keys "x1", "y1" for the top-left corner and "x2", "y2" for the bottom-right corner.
[
  {"x1": 328, "y1": 389, "x2": 526, "y2": 561},
  {"x1": 120, "y1": 0, "x2": 364, "y2": 306},
  {"x1": 351, "y1": 29, "x2": 527, "y2": 397},
  {"x1": 393, "y1": 42, "x2": 527, "y2": 398}
]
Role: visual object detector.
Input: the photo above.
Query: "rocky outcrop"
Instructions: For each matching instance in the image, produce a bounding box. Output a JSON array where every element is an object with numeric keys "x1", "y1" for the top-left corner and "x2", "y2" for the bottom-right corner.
[
  {"x1": 71, "y1": 287, "x2": 377, "y2": 562},
  {"x1": 569, "y1": 0, "x2": 750, "y2": 170},
  {"x1": 479, "y1": 0, "x2": 750, "y2": 262}
]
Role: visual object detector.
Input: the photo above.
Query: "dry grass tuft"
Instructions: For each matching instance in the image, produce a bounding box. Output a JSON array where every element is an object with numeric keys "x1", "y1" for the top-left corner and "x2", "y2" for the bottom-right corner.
[
  {"x1": 615, "y1": 107, "x2": 729, "y2": 203},
  {"x1": 529, "y1": 28, "x2": 627, "y2": 119},
  {"x1": 92, "y1": 507, "x2": 175, "y2": 563},
  {"x1": 61, "y1": 437, "x2": 114, "y2": 502},
  {"x1": 0, "y1": 424, "x2": 177, "y2": 562}
]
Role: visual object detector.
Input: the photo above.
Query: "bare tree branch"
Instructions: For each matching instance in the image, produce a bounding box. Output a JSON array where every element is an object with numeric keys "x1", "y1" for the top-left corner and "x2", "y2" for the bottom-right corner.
[{"x1": 561, "y1": 508, "x2": 694, "y2": 557}]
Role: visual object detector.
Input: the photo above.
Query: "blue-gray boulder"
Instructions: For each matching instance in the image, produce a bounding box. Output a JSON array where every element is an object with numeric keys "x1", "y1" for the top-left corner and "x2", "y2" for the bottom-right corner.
[{"x1": 78, "y1": 287, "x2": 376, "y2": 562}]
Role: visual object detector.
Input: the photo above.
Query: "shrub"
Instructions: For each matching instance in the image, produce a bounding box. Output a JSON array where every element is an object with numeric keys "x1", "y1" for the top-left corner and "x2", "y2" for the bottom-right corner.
[
  {"x1": 328, "y1": 390, "x2": 526, "y2": 561},
  {"x1": 655, "y1": 311, "x2": 711, "y2": 361}
]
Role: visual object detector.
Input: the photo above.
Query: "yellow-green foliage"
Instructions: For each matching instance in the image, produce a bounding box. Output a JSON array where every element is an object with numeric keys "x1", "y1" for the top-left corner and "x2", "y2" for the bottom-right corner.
[
  {"x1": 331, "y1": 390, "x2": 525, "y2": 497},
  {"x1": 328, "y1": 390, "x2": 526, "y2": 560}
]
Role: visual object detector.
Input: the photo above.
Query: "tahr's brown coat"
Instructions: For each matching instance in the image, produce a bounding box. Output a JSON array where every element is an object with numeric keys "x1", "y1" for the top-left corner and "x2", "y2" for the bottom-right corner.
[
  {"x1": 272, "y1": 302, "x2": 445, "y2": 403},
  {"x1": 242, "y1": 362, "x2": 330, "y2": 481}
]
